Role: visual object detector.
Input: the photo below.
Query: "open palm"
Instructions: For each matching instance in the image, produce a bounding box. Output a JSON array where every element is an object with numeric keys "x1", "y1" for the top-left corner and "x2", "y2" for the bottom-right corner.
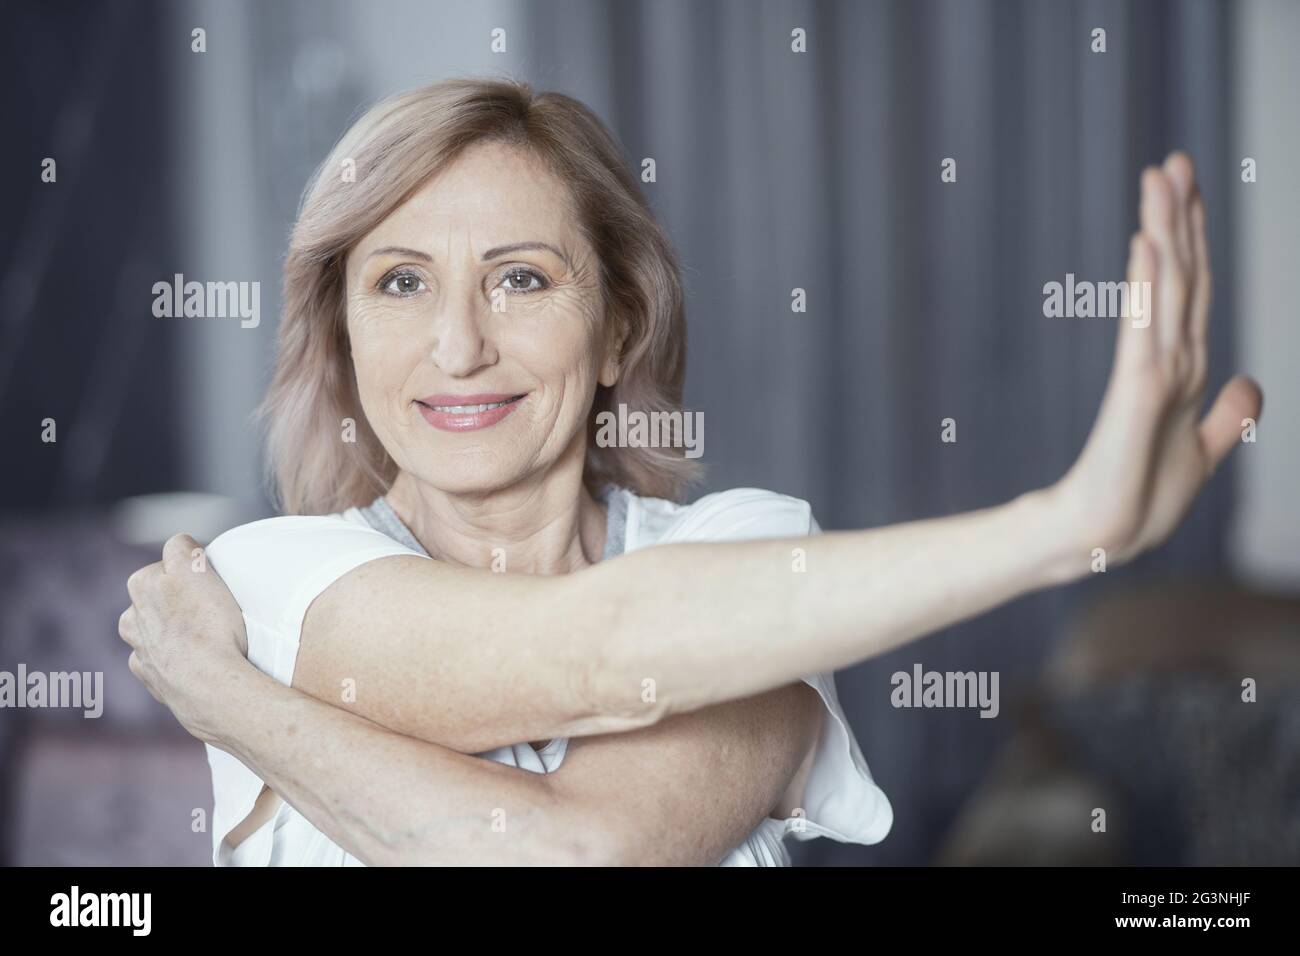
[{"x1": 1061, "y1": 152, "x2": 1263, "y2": 565}]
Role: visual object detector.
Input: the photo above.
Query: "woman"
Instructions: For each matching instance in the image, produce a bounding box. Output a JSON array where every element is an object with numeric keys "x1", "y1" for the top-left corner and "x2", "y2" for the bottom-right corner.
[{"x1": 121, "y1": 78, "x2": 1260, "y2": 866}]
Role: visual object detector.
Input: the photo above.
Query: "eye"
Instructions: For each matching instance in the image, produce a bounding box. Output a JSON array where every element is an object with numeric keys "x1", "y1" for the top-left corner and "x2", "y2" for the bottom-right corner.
[
  {"x1": 497, "y1": 266, "x2": 549, "y2": 294},
  {"x1": 379, "y1": 269, "x2": 427, "y2": 297}
]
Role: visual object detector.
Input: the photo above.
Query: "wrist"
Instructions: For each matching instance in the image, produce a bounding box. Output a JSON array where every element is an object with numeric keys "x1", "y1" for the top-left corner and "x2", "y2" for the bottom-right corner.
[
  {"x1": 182, "y1": 652, "x2": 263, "y2": 749},
  {"x1": 1019, "y1": 482, "x2": 1094, "y2": 588}
]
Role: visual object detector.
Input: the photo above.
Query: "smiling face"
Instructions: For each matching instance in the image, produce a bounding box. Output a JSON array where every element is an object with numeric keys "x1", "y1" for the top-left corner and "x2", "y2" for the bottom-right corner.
[{"x1": 344, "y1": 139, "x2": 620, "y2": 496}]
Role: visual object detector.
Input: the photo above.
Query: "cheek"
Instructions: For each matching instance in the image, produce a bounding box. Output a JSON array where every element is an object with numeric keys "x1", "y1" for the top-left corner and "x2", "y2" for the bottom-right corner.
[
  {"x1": 505, "y1": 327, "x2": 601, "y2": 421},
  {"x1": 347, "y1": 310, "x2": 425, "y2": 399},
  {"x1": 501, "y1": 294, "x2": 606, "y2": 389}
]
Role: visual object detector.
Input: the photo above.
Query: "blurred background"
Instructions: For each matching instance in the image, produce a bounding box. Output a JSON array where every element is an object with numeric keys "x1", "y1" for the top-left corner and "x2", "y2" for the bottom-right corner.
[{"x1": 1, "y1": 0, "x2": 1297, "y2": 866}]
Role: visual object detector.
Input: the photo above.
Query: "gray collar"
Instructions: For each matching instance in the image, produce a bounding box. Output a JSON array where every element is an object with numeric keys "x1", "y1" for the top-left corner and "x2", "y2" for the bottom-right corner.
[{"x1": 356, "y1": 484, "x2": 629, "y2": 562}]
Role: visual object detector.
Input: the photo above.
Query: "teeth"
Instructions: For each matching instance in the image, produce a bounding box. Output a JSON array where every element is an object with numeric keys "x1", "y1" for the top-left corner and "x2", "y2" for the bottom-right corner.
[{"x1": 431, "y1": 399, "x2": 513, "y2": 413}]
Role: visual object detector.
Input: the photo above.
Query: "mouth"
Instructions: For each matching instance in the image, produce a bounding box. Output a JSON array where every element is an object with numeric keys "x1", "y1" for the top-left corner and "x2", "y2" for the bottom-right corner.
[{"x1": 414, "y1": 392, "x2": 527, "y2": 432}]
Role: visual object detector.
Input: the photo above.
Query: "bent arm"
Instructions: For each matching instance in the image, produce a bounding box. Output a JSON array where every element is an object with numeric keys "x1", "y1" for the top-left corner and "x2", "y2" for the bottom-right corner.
[
  {"x1": 296, "y1": 485, "x2": 1079, "y2": 751},
  {"x1": 211, "y1": 663, "x2": 820, "y2": 866}
]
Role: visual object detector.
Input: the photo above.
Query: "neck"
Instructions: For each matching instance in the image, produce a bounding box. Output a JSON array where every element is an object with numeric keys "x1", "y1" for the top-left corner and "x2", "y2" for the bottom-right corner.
[{"x1": 384, "y1": 446, "x2": 608, "y2": 576}]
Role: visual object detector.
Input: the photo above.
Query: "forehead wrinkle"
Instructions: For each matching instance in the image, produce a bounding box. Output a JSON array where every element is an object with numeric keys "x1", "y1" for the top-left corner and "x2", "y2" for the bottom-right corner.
[{"x1": 360, "y1": 148, "x2": 589, "y2": 275}]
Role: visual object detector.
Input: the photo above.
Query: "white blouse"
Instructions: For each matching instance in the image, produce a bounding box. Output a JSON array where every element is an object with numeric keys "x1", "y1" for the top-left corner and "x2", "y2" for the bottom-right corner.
[{"x1": 203, "y1": 486, "x2": 893, "y2": 865}]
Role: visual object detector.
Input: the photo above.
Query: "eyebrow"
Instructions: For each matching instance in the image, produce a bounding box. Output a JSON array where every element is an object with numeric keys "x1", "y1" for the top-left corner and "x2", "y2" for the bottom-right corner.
[
  {"x1": 481, "y1": 241, "x2": 571, "y2": 267},
  {"x1": 365, "y1": 242, "x2": 571, "y2": 267},
  {"x1": 368, "y1": 245, "x2": 432, "y2": 262}
]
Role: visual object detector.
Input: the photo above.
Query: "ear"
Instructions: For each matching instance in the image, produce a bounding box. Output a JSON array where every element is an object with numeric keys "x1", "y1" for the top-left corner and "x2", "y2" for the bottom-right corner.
[{"x1": 597, "y1": 314, "x2": 629, "y2": 388}]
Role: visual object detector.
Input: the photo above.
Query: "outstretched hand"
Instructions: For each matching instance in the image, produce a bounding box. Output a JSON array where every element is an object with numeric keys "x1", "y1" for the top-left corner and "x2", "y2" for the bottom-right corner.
[{"x1": 1058, "y1": 152, "x2": 1262, "y2": 565}]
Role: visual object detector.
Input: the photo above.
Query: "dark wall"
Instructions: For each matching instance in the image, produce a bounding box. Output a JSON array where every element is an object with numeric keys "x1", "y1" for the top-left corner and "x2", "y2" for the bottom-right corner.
[{"x1": 1, "y1": 1, "x2": 181, "y2": 513}]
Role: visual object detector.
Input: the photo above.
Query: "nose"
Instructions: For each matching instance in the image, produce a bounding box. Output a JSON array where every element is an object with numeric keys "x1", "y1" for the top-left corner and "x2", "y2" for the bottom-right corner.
[{"x1": 427, "y1": 289, "x2": 498, "y2": 377}]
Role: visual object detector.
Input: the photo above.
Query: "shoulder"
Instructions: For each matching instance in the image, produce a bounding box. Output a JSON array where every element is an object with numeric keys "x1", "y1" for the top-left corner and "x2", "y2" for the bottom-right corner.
[
  {"x1": 207, "y1": 510, "x2": 393, "y2": 564},
  {"x1": 205, "y1": 509, "x2": 422, "y2": 629},
  {"x1": 629, "y1": 486, "x2": 819, "y2": 548}
]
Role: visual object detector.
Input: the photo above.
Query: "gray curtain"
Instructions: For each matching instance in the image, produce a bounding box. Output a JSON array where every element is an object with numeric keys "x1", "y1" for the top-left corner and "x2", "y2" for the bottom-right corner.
[
  {"x1": 524, "y1": 0, "x2": 1235, "y2": 864},
  {"x1": 0, "y1": 0, "x2": 1251, "y2": 866}
]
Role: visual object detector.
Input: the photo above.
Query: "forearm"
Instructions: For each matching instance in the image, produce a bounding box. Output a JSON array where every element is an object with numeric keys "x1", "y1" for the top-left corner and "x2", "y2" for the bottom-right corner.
[
  {"x1": 208, "y1": 664, "x2": 607, "y2": 866},
  {"x1": 299, "y1": 485, "x2": 1084, "y2": 747},
  {"x1": 207, "y1": 664, "x2": 817, "y2": 867},
  {"x1": 579, "y1": 485, "x2": 1085, "y2": 725}
]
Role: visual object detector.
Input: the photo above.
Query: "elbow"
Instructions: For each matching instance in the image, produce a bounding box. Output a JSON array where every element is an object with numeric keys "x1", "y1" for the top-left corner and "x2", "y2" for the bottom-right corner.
[
  {"x1": 562, "y1": 565, "x2": 671, "y2": 737},
  {"x1": 572, "y1": 639, "x2": 672, "y2": 738}
]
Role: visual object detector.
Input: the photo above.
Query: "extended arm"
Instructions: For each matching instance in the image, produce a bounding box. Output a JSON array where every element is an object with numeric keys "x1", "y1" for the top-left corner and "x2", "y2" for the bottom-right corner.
[
  {"x1": 284, "y1": 484, "x2": 1072, "y2": 755},
  {"x1": 289, "y1": 152, "x2": 1260, "y2": 748}
]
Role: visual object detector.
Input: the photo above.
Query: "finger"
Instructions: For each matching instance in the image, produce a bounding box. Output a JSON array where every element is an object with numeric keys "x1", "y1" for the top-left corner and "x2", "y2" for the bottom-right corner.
[
  {"x1": 1118, "y1": 232, "x2": 1159, "y2": 367},
  {"x1": 118, "y1": 607, "x2": 137, "y2": 647},
  {"x1": 162, "y1": 533, "x2": 201, "y2": 574},
  {"x1": 1140, "y1": 168, "x2": 1188, "y2": 350},
  {"x1": 1200, "y1": 375, "x2": 1263, "y2": 474},
  {"x1": 1189, "y1": 189, "x2": 1213, "y2": 348},
  {"x1": 1162, "y1": 151, "x2": 1196, "y2": 274},
  {"x1": 1140, "y1": 167, "x2": 1178, "y2": 249},
  {"x1": 126, "y1": 563, "x2": 160, "y2": 602}
]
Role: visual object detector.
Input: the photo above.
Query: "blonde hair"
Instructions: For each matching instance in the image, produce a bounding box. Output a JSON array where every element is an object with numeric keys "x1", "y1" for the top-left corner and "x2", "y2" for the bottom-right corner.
[{"x1": 261, "y1": 77, "x2": 698, "y2": 514}]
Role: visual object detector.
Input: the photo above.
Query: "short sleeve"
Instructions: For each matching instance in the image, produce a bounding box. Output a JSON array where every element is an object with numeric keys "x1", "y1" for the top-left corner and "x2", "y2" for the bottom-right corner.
[
  {"x1": 205, "y1": 513, "x2": 423, "y2": 686},
  {"x1": 202, "y1": 512, "x2": 423, "y2": 865},
  {"x1": 654, "y1": 488, "x2": 895, "y2": 849}
]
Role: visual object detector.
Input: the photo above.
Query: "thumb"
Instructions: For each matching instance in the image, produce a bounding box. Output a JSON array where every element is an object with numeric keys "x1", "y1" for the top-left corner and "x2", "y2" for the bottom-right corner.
[
  {"x1": 1199, "y1": 375, "x2": 1263, "y2": 473},
  {"x1": 162, "y1": 532, "x2": 203, "y2": 573}
]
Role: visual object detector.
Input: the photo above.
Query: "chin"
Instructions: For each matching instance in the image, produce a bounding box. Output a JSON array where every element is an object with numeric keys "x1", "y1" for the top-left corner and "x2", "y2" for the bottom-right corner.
[{"x1": 414, "y1": 451, "x2": 538, "y2": 497}]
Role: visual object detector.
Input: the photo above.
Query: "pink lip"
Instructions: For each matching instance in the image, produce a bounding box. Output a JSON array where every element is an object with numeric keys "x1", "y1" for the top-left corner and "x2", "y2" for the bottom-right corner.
[{"x1": 414, "y1": 392, "x2": 526, "y2": 432}]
